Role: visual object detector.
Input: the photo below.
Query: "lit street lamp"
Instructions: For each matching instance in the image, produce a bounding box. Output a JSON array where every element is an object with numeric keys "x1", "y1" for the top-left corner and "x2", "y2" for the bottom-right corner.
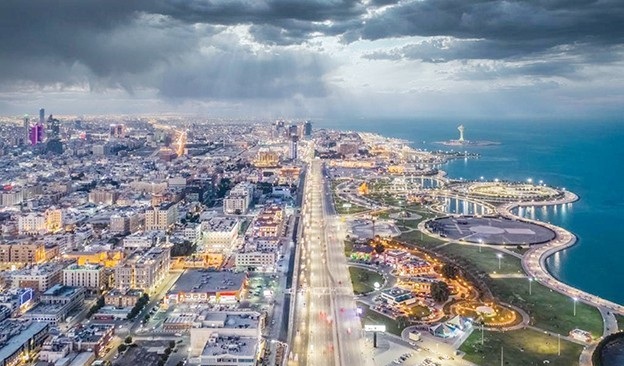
[
  {"x1": 573, "y1": 297, "x2": 578, "y2": 316},
  {"x1": 496, "y1": 253, "x2": 503, "y2": 270},
  {"x1": 528, "y1": 277, "x2": 533, "y2": 295}
]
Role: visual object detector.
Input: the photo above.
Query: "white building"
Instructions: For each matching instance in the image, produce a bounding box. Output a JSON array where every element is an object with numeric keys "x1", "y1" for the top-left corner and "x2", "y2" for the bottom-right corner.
[
  {"x1": 184, "y1": 223, "x2": 202, "y2": 244},
  {"x1": 202, "y1": 217, "x2": 240, "y2": 253},
  {"x1": 114, "y1": 246, "x2": 171, "y2": 292},
  {"x1": 144, "y1": 202, "x2": 178, "y2": 231},
  {"x1": 235, "y1": 251, "x2": 276, "y2": 272},
  {"x1": 223, "y1": 182, "x2": 254, "y2": 214},
  {"x1": 63, "y1": 263, "x2": 106, "y2": 290},
  {"x1": 18, "y1": 213, "x2": 45, "y2": 235},
  {"x1": 123, "y1": 231, "x2": 160, "y2": 249}
]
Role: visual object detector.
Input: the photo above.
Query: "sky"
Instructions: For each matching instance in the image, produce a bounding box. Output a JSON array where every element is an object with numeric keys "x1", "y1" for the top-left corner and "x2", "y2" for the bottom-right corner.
[{"x1": 1, "y1": 0, "x2": 623, "y2": 119}]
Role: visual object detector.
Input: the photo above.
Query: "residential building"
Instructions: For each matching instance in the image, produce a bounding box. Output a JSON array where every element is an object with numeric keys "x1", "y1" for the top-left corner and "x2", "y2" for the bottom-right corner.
[
  {"x1": 201, "y1": 217, "x2": 240, "y2": 253},
  {"x1": 144, "y1": 202, "x2": 178, "y2": 231},
  {"x1": 10, "y1": 262, "x2": 64, "y2": 292},
  {"x1": 62, "y1": 264, "x2": 106, "y2": 290},
  {"x1": 114, "y1": 246, "x2": 170, "y2": 291},
  {"x1": 17, "y1": 213, "x2": 45, "y2": 235}
]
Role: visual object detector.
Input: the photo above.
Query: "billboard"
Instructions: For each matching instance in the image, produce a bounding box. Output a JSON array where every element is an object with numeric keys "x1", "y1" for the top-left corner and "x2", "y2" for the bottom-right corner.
[{"x1": 364, "y1": 324, "x2": 386, "y2": 332}]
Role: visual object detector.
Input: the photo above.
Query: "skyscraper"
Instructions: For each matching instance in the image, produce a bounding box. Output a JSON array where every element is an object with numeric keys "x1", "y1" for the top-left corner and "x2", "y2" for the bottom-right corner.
[
  {"x1": 303, "y1": 120, "x2": 312, "y2": 138},
  {"x1": 23, "y1": 114, "x2": 30, "y2": 144},
  {"x1": 39, "y1": 108, "x2": 45, "y2": 124},
  {"x1": 289, "y1": 135, "x2": 298, "y2": 160}
]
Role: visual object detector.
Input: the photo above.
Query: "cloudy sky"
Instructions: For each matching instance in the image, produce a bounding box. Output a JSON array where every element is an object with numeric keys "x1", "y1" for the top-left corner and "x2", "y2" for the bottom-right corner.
[{"x1": 1, "y1": 0, "x2": 623, "y2": 119}]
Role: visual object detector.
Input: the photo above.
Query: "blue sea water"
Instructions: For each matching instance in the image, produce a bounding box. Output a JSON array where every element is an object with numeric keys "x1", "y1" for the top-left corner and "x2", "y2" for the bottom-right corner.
[{"x1": 316, "y1": 118, "x2": 624, "y2": 305}]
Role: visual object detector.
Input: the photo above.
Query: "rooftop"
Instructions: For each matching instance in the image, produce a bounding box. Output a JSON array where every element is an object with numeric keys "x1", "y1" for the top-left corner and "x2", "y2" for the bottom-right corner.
[
  {"x1": 0, "y1": 320, "x2": 48, "y2": 361},
  {"x1": 201, "y1": 335, "x2": 258, "y2": 358},
  {"x1": 168, "y1": 270, "x2": 246, "y2": 294}
]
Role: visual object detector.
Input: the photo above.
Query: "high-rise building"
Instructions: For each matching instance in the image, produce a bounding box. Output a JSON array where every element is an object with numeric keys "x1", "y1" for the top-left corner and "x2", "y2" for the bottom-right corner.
[
  {"x1": 304, "y1": 120, "x2": 312, "y2": 137},
  {"x1": 46, "y1": 115, "x2": 60, "y2": 140},
  {"x1": 289, "y1": 135, "x2": 298, "y2": 160},
  {"x1": 109, "y1": 124, "x2": 125, "y2": 138},
  {"x1": 39, "y1": 108, "x2": 45, "y2": 124},
  {"x1": 28, "y1": 124, "x2": 44, "y2": 145},
  {"x1": 23, "y1": 114, "x2": 30, "y2": 143}
]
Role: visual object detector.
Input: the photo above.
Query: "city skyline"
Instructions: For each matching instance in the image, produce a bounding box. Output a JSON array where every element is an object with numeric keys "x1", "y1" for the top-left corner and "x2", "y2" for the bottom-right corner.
[{"x1": 1, "y1": 0, "x2": 623, "y2": 119}]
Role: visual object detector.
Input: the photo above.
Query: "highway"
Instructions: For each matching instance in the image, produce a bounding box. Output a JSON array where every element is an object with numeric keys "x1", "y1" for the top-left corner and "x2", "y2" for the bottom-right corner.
[{"x1": 291, "y1": 159, "x2": 372, "y2": 366}]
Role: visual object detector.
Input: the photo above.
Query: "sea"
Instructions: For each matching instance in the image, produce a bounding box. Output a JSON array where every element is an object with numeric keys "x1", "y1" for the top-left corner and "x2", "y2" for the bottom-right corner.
[{"x1": 315, "y1": 118, "x2": 624, "y2": 305}]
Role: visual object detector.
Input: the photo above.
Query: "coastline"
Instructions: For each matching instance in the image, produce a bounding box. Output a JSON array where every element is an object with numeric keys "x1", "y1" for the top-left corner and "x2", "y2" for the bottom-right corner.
[{"x1": 498, "y1": 192, "x2": 624, "y2": 311}]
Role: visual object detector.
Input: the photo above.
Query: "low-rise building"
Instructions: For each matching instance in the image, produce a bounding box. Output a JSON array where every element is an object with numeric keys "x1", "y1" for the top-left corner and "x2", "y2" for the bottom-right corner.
[
  {"x1": 63, "y1": 263, "x2": 106, "y2": 290},
  {"x1": 0, "y1": 288, "x2": 34, "y2": 316},
  {"x1": 10, "y1": 262, "x2": 65, "y2": 292},
  {"x1": 104, "y1": 289, "x2": 143, "y2": 308},
  {"x1": 69, "y1": 323, "x2": 114, "y2": 356},
  {"x1": 223, "y1": 182, "x2": 254, "y2": 215},
  {"x1": 123, "y1": 231, "x2": 160, "y2": 249},
  {"x1": 114, "y1": 246, "x2": 170, "y2": 291},
  {"x1": 23, "y1": 284, "x2": 86, "y2": 325},
  {"x1": 0, "y1": 319, "x2": 49, "y2": 366},
  {"x1": 144, "y1": 202, "x2": 178, "y2": 231},
  {"x1": 201, "y1": 217, "x2": 240, "y2": 253},
  {"x1": 235, "y1": 251, "x2": 277, "y2": 272},
  {"x1": 166, "y1": 270, "x2": 247, "y2": 305}
]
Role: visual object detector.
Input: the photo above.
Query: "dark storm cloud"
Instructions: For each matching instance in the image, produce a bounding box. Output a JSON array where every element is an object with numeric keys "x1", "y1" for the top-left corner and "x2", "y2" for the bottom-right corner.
[
  {"x1": 1, "y1": 0, "x2": 624, "y2": 110},
  {"x1": 0, "y1": 0, "x2": 347, "y2": 99},
  {"x1": 350, "y1": 0, "x2": 624, "y2": 53}
]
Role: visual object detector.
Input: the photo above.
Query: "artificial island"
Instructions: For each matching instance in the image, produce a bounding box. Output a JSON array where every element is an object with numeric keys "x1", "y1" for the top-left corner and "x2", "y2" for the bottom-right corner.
[{"x1": 0, "y1": 113, "x2": 618, "y2": 366}]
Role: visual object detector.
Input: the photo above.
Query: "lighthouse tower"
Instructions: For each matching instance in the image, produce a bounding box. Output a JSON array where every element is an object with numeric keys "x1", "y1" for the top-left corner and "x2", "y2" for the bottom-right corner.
[{"x1": 457, "y1": 125, "x2": 465, "y2": 142}]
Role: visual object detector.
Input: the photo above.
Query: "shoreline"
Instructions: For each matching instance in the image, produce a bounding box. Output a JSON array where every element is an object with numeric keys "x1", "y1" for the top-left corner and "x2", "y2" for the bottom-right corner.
[{"x1": 497, "y1": 191, "x2": 624, "y2": 312}]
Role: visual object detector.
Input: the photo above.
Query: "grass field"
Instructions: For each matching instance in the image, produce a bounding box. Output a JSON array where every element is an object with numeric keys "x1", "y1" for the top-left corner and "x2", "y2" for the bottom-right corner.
[
  {"x1": 490, "y1": 278, "x2": 603, "y2": 337},
  {"x1": 616, "y1": 314, "x2": 624, "y2": 331},
  {"x1": 357, "y1": 303, "x2": 403, "y2": 336},
  {"x1": 398, "y1": 230, "x2": 446, "y2": 248},
  {"x1": 435, "y1": 243, "x2": 524, "y2": 275},
  {"x1": 348, "y1": 267, "x2": 385, "y2": 295},
  {"x1": 460, "y1": 328, "x2": 584, "y2": 366}
]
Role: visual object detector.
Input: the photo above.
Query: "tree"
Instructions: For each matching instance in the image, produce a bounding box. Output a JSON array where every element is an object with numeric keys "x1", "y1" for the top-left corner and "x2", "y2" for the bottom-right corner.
[
  {"x1": 441, "y1": 264, "x2": 459, "y2": 279},
  {"x1": 374, "y1": 244, "x2": 385, "y2": 254},
  {"x1": 124, "y1": 336, "x2": 133, "y2": 344},
  {"x1": 117, "y1": 344, "x2": 128, "y2": 353},
  {"x1": 396, "y1": 315, "x2": 409, "y2": 329},
  {"x1": 430, "y1": 281, "x2": 451, "y2": 303},
  {"x1": 169, "y1": 340, "x2": 176, "y2": 349}
]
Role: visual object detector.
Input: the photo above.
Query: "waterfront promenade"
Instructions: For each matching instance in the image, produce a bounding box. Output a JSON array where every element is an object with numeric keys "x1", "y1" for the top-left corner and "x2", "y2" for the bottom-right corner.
[{"x1": 497, "y1": 191, "x2": 624, "y2": 316}]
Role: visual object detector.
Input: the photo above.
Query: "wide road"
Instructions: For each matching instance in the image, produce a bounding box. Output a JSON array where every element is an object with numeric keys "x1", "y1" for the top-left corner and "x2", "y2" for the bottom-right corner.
[{"x1": 319, "y1": 161, "x2": 373, "y2": 366}]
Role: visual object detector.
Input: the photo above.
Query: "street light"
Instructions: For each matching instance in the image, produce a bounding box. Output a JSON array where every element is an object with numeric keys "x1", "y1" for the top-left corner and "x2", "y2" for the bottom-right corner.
[
  {"x1": 478, "y1": 239, "x2": 483, "y2": 253},
  {"x1": 496, "y1": 253, "x2": 503, "y2": 270},
  {"x1": 528, "y1": 277, "x2": 533, "y2": 295},
  {"x1": 573, "y1": 297, "x2": 578, "y2": 316}
]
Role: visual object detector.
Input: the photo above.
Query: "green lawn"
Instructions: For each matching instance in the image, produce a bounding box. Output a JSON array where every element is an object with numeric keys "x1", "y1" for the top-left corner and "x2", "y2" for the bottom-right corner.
[
  {"x1": 435, "y1": 243, "x2": 524, "y2": 275},
  {"x1": 616, "y1": 314, "x2": 624, "y2": 332},
  {"x1": 357, "y1": 302, "x2": 403, "y2": 336},
  {"x1": 344, "y1": 240, "x2": 354, "y2": 256},
  {"x1": 615, "y1": 314, "x2": 624, "y2": 331},
  {"x1": 460, "y1": 328, "x2": 584, "y2": 366},
  {"x1": 490, "y1": 278, "x2": 603, "y2": 337},
  {"x1": 398, "y1": 230, "x2": 445, "y2": 248},
  {"x1": 348, "y1": 267, "x2": 384, "y2": 295}
]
